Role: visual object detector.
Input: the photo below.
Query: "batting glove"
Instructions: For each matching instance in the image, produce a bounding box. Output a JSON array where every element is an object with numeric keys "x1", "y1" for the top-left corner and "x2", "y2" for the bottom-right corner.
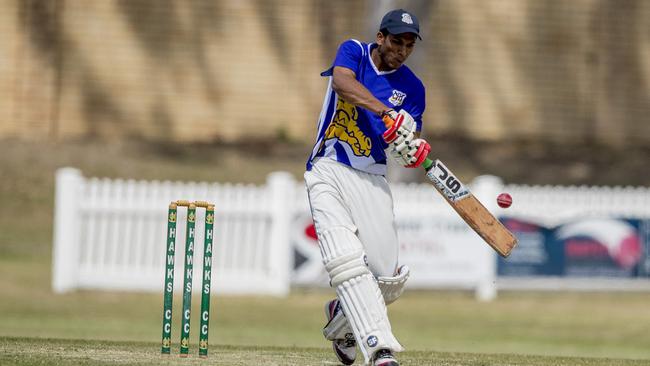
[
  {"x1": 382, "y1": 109, "x2": 416, "y2": 144},
  {"x1": 390, "y1": 137, "x2": 431, "y2": 168}
]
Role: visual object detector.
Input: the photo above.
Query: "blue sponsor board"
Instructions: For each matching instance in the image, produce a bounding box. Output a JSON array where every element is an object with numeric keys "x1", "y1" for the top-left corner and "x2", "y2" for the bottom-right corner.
[{"x1": 498, "y1": 218, "x2": 650, "y2": 278}]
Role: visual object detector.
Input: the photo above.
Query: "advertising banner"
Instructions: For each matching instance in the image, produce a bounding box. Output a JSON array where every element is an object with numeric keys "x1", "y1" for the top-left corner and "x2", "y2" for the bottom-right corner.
[{"x1": 498, "y1": 218, "x2": 650, "y2": 278}]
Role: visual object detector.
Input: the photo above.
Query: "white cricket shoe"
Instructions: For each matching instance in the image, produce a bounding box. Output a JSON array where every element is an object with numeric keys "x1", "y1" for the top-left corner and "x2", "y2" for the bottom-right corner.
[
  {"x1": 372, "y1": 349, "x2": 399, "y2": 366},
  {"x1": 324, "y1": 299, "x2": 356, "y2": 365}
]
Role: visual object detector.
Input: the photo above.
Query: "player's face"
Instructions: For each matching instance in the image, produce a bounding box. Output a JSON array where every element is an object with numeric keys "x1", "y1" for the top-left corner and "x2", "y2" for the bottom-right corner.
[{"x1": 376, "y1": 32, "x2": 417, "y2": 70}]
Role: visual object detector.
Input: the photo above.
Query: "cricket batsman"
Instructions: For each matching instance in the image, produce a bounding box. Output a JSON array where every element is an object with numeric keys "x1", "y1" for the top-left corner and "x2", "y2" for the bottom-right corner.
[{"x1": 304, "y1": 9, "x2": 430, "y2": 366}]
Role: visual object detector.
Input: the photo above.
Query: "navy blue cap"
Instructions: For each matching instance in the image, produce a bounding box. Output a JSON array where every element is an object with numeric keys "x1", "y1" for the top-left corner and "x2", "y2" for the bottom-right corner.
[{"x1": 380, "y1": 9, "x2": 421, "y2": 40}]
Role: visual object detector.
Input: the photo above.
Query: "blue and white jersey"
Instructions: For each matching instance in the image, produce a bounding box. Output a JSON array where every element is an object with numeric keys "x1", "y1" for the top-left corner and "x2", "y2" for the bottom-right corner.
[{"x1": 306, "y1": 39, "x2": 426, "y2": 176}]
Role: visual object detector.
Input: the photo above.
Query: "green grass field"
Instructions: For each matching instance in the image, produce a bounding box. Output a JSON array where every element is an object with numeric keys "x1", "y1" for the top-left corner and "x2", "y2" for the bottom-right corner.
[{"x1": 1, "y1": 140, "x2": 650, "y2": 365}]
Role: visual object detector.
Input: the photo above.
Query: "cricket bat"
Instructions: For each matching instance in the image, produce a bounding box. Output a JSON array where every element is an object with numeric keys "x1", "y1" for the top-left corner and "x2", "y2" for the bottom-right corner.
[{"x1": 383, "y1": 115, "x2": 518, "y2": 257}]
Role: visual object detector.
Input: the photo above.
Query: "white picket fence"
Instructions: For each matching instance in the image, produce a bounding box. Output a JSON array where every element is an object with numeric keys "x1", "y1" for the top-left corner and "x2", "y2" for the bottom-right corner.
[
  {"x1": 52, "y1": 167, "x2": 501, "y2": 298},
  {"x1": 52, "y1": 167, "x2": 650, "y2": 298},
  {"x1": 52, "y1": 168, "x2": 295, "y2": 296},
  {"x1": 501, "y1": 184, "x2": 650, "y2": 225}
]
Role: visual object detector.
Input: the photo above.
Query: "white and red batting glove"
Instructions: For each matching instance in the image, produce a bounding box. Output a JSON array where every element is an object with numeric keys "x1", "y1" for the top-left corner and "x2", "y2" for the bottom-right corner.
[
  {"x1": 382, "y1": 109, "x2": 431, "y2": 168},
  {"x1": 381, "y1": 109, "x2": 413, "y2": 143}
]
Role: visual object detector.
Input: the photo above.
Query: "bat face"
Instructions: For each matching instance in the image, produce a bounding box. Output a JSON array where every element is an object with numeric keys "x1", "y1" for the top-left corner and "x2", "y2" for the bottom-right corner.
[
  {"x1": 426, "y1": 161, "x2": 470, "y2": 202},
  {"x1": 380, "y1": 114, "x2": 517, "y2": 257},
  {"x1": 426, "y1": 160, "x2": 518, "y2": 257}
]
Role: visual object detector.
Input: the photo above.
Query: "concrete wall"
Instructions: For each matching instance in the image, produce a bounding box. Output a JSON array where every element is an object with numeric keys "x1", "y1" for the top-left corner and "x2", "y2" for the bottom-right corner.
[{"x1": 1, "y1": 0, "x2": 649, "y2": 145}]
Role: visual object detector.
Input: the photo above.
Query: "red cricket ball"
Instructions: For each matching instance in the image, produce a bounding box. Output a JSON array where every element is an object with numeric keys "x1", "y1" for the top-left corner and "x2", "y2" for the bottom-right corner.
[{"x1": 497, "y1": 193, "x2": 512, "y2": 208}]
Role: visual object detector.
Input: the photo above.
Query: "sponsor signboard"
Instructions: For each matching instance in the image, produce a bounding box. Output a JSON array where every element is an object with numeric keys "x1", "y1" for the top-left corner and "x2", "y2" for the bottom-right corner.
[{"x1": 499, "y1": 218, "x2": 650, "y2": 278}]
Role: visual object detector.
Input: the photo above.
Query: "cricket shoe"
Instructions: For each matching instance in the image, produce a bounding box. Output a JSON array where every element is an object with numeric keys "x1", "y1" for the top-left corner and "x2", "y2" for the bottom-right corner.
[
  {"x1": 372, "y1": 349, "x2": 399, "y2": 366},
  {"x1": 324, "y1": 299, "x2": 356, "y2": 365}
]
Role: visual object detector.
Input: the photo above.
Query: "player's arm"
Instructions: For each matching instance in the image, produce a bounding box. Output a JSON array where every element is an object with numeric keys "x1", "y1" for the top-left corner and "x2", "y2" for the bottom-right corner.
[
  {"x1": 332, "y1": 64, "x2": 429, "y2": 168},
  {"x1": 331, "y1": 66, "x2": 389, "y2": 116},
  {"x1": 331, "y1": 66, "x2": 419, "y2": 138}
]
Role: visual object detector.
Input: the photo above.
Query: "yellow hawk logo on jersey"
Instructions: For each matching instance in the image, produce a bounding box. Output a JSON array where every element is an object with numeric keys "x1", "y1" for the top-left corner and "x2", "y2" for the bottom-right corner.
[{"x1": 323, "y1": 97, "x2": 372, "y2": 157}]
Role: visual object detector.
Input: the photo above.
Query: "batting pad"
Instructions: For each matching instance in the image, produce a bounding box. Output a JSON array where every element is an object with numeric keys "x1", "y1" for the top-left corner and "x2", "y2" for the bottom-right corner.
[
  {"x1": 377, "y1": 265, "x2": 410, "y2": 305},
  {"x1": 325, "y1": 265, "x2": 411, "y2": 340},
  {"x1": 319, "y1": 226, "x2": 403, "y2": 363},
  {"x1": 337, "y1": 273, "x2": 404, "y2": 363}
]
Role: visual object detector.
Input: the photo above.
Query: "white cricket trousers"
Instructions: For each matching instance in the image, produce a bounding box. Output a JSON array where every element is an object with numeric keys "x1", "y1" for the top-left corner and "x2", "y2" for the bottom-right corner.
[
  {"x1": 305, "y1": 158, "x2": 404, "y2": 363},
  {"x1": 304, "y1": 158, "x2": 399, "y2": 279}
]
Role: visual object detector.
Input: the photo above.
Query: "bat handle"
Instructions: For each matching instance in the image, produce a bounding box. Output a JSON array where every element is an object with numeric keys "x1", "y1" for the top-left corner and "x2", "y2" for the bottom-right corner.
[
  {"x1": 382, "y1": 115, "x2": 436, "y2": 171},
  {"x1": 381, "y1": 114, "x2": 395, "y2": 128}
]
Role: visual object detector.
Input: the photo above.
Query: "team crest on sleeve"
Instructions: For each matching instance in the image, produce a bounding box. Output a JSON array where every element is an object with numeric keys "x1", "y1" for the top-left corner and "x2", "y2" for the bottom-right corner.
[{"x1": 388, "y1": 90, "x2": 407, "y2": 106}]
